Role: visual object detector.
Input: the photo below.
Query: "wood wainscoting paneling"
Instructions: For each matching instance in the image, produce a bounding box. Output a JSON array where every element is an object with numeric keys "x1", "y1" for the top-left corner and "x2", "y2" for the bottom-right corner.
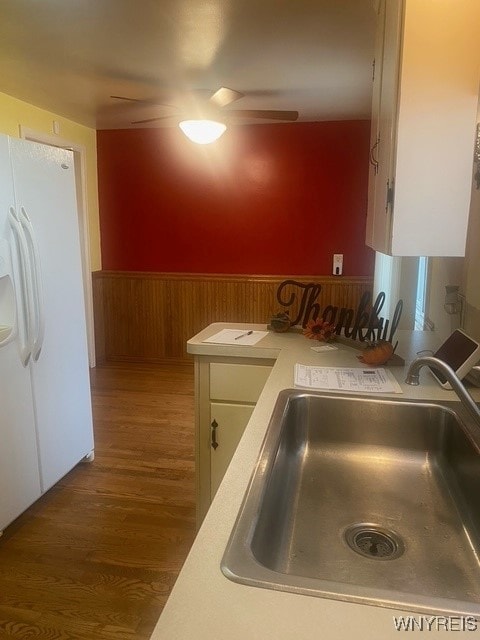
[{"x1": 92, "y1": 272, "x2": 373, "y2": 363}]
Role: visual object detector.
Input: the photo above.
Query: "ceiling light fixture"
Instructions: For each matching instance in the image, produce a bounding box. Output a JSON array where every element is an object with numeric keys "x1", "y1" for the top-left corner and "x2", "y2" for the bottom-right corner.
[{"x1": 178, "y1": 119, "x2": 226, "y2": 144}]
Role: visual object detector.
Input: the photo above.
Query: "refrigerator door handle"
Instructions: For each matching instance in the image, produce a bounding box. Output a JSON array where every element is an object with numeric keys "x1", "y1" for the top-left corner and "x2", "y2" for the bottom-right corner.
[
  {"x1": 7, "y1": 207, "x2": 35, "y2": 366},
  {"x1": 19, "y1": 207, "x2": 45, "y2": 362}
]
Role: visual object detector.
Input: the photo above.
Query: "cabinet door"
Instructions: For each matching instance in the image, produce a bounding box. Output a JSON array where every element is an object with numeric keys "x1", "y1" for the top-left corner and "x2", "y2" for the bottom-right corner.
[
  {"x1": 365, "y1": 0, "x2": 386, "y2": 248},
  {"x1": 367, "y1": 0, "x2": 480, "y2": 257},
  {"x1": 391, "y1": 0, "x2": 480, "y2": 256},
  {"x1": 366, "y1": 0, "x2": 402, "y2": 254},
  {"x1": 210, "y1": 403, "x2": 254, "y2": 499}
]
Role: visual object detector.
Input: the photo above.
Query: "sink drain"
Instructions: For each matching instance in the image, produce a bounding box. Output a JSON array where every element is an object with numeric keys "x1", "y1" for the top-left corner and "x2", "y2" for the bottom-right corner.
[{"x1": 344, "y1": 524, "x2": 405, "y2": 560}]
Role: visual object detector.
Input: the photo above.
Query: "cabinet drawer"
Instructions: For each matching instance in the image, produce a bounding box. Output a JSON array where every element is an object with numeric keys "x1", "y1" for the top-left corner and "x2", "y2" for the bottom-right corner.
[{"x1": 209, "y1": 363, "x2": 272, "y2": 403}]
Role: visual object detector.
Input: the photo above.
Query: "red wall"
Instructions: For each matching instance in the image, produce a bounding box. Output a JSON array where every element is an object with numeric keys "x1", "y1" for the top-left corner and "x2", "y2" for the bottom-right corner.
[{"x1": 97, "y1": 121, "x2": 374, "y2": 276}]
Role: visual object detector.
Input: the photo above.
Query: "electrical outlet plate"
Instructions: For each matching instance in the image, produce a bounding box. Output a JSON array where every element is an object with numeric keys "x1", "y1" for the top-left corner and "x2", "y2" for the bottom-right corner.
[{"x1": 333, "y1": 254, "x2": 343, "y2": 276}]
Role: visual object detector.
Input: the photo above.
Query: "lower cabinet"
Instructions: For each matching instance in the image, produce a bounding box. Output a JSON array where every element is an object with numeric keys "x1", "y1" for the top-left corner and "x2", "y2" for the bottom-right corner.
[
  {"x1": 210, "y1": 402, "x2": 255, "y2": 499},
  {"x1": 195, "y1": 356, "x2": 274, "y2": 525}
]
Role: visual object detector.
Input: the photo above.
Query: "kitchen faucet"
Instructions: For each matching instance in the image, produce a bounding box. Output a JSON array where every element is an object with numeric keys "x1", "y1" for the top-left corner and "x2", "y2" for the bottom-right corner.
[{"x1": 405, "y1": 356, "x2": 480, "y2": 428}]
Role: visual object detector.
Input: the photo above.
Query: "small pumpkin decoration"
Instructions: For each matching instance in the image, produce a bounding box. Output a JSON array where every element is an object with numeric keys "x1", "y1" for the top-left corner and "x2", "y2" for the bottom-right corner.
[
  {"x1": 357, "y1": 339, "x2": 394, "y2": 365},
  {"x1": 270, "y1": 312, "x2": 291, "y2": 333}
]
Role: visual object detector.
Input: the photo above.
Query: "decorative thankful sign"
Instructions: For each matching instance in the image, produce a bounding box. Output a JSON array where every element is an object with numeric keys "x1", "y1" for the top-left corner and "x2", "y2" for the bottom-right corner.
[{"x1": 276, "y1": 280, "x2": 403, "y2": 344}]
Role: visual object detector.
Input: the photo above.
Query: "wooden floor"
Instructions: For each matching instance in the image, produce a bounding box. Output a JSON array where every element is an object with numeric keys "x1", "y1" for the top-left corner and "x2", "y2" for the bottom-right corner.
[{"x1": 0, "y1": 362, "x2": 196, "y2": 640}]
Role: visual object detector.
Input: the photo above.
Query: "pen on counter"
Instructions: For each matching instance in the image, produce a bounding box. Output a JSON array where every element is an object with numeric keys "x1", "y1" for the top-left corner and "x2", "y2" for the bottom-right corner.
[{"x1": 235, "y1": 330, "x2": 253, "y2": 340}]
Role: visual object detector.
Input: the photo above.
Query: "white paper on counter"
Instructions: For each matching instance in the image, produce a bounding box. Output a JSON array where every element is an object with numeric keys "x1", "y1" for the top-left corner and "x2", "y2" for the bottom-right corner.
[
  {"x1": 294, "y1": 364, "x2": 403, "y2": 393},
  {"x1": 202, "y1": 329, "x2": 268, "y2": 345},
  {"x1": 310, "y1": 344, "x2": 338, "y2": 353}
]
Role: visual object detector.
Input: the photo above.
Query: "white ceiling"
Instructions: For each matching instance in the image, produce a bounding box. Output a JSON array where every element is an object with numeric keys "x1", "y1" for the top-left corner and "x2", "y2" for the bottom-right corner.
[{"x1": 0, "y1": 0, "x2": 376, "y2": 130}]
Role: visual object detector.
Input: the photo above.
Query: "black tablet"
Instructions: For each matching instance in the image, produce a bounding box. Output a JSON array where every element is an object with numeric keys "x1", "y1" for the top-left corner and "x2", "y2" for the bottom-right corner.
[{"x1": 430, "y1": 329, "x2": 480, "y2": 389}]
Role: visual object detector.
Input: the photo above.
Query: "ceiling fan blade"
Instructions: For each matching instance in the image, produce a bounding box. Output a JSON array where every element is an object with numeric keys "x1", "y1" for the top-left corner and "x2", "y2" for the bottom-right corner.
[
  {"x1": 209, "y1": 87, "x2": 244, "y2": 108},
  {"x1": 131, "y1": 115, "x2": 177, "y2": 124},
  {"x1": 226, "y1": 109, "x2": 299, "y2": 121},
  {"x1": 111, "y1": 95, "x2": 177, "y2": 109},
  {"x1": 111, "y1": 95, "x2": 149, "y2": 103}
]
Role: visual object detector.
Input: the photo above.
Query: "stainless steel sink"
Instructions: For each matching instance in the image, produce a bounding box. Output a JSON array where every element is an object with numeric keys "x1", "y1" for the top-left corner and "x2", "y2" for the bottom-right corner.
[{"x1": 221, "y1": 390, "x2": 480, "y2": 615}]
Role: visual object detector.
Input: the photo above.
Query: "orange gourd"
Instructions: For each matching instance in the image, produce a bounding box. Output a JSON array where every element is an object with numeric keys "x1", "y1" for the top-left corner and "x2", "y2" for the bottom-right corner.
[{"x1": 357, "y1": 340, "x2": 394, "y2": 365}]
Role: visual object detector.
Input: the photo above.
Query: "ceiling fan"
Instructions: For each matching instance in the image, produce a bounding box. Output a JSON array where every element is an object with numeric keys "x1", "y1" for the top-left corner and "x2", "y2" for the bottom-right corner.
[{"x1": 111, "y1": 87, "x2": 299, "y2": 143}]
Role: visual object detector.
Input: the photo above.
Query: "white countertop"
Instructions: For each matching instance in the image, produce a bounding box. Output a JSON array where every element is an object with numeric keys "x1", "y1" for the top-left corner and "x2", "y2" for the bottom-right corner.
[{"x1": 150, "y1": 324, "x2": 480, "y2": 640}]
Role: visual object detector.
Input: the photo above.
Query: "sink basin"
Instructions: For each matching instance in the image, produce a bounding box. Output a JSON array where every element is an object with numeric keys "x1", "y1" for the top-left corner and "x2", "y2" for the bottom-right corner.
[{"x1": 221, "y1": 390, "x2": 480, "y2": 615}]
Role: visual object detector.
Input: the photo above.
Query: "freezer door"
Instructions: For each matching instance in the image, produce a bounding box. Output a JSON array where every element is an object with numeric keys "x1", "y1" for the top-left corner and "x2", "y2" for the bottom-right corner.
[
  {"x1": 0, "y1": 338, "x2": 42, "y2": 530},
  {"x1": 9, "y1": 137, "x2": 94, "y2": 492},
  {"x1": 0, "y1": 134, "x2": 41, "y2": 530}
]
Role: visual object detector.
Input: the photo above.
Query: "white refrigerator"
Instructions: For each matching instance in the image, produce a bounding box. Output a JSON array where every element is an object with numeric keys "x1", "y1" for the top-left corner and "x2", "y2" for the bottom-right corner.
[{"x1": 0, "y1": 134, "x2": 94, "y2": 532}]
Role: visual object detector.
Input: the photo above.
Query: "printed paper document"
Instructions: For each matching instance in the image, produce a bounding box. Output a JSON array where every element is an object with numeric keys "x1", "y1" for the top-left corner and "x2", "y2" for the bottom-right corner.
[{"x1": 294, "y1": 364, "x2": 402, "y2": 393}]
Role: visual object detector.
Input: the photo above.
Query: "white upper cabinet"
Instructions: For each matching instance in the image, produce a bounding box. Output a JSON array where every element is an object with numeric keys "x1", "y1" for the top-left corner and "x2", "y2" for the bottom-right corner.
[{"x1": 366, "y1": 0, "x2": 480, "y2": 257}]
